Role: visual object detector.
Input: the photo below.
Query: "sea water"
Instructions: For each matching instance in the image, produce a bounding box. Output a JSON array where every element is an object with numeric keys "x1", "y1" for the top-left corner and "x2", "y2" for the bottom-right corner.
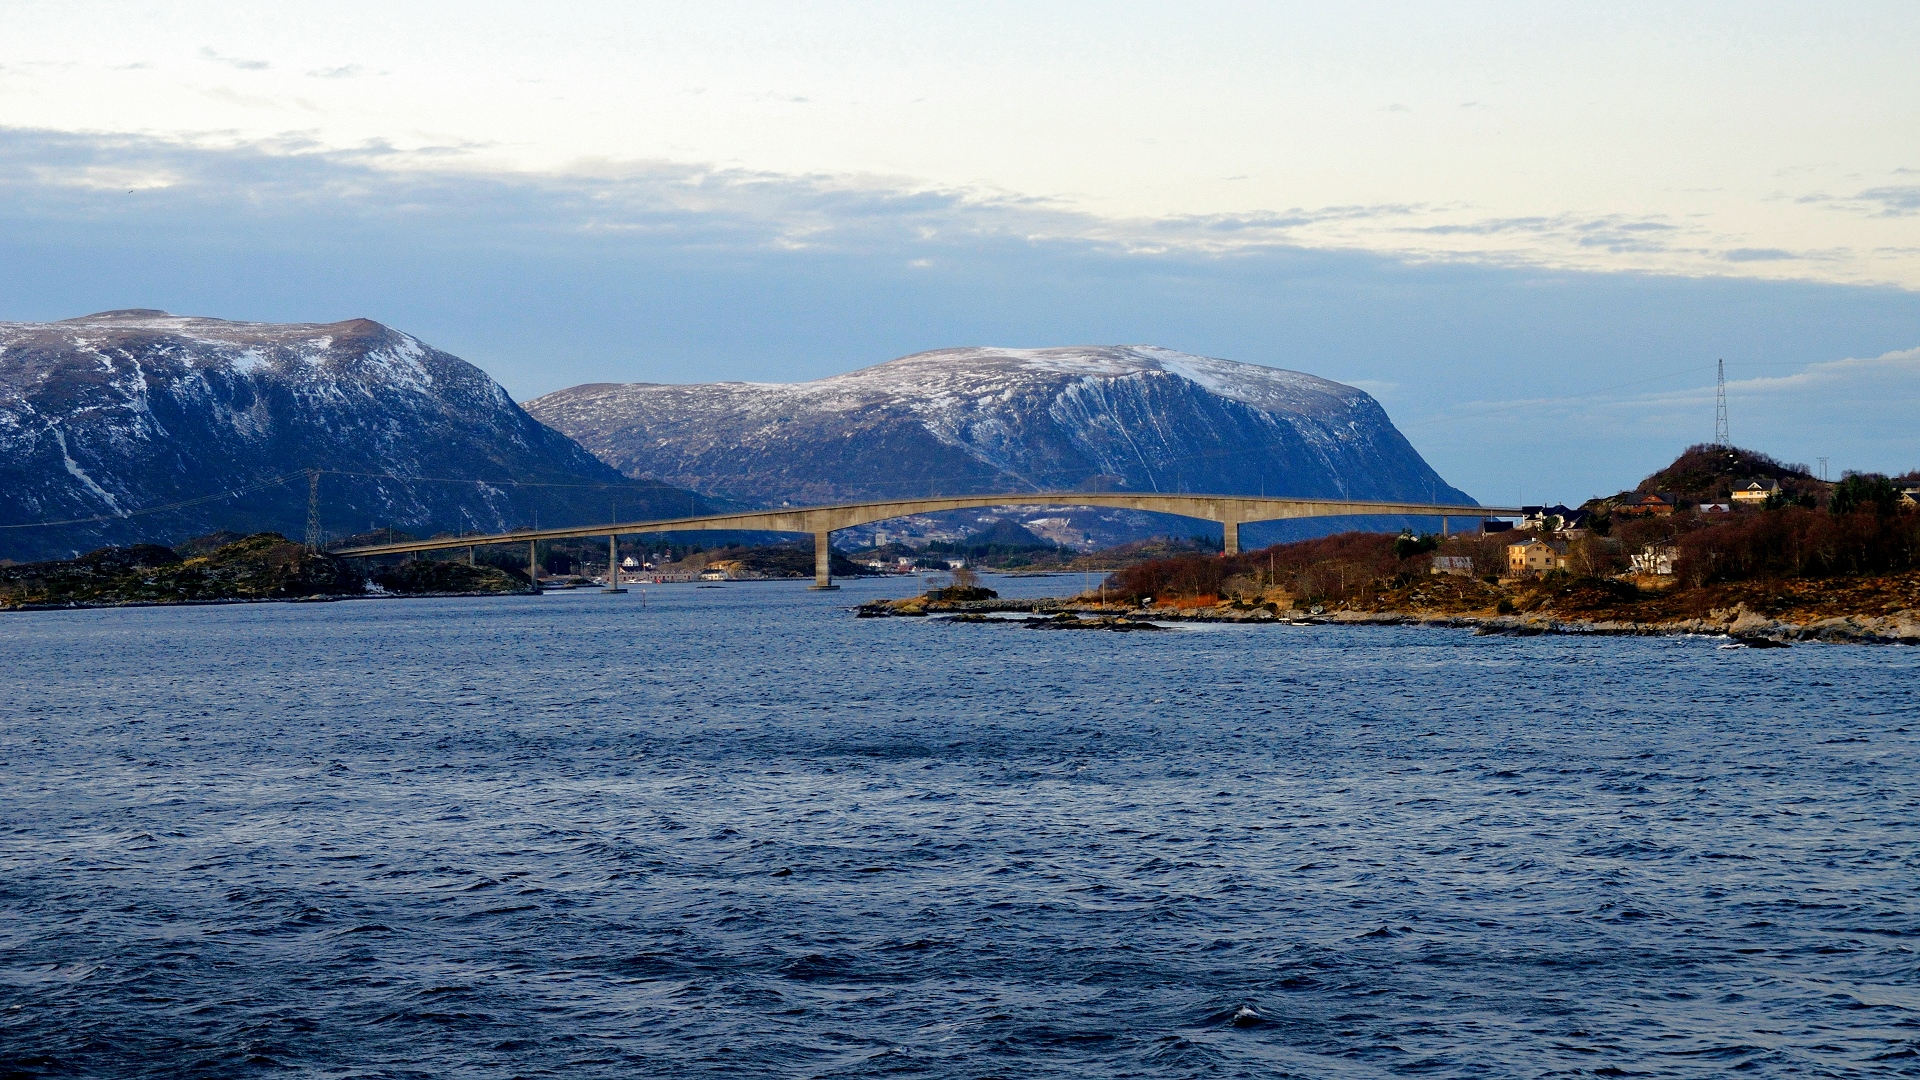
[{"x1": 1, "y1": 578, "x2": 1915, "y2": 1077}]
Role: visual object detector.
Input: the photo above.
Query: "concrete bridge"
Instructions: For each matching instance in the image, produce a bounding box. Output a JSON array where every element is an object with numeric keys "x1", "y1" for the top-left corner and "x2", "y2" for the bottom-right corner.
[{"x1": 332, "y1": 492, "x2": 1519, "y2": 590}]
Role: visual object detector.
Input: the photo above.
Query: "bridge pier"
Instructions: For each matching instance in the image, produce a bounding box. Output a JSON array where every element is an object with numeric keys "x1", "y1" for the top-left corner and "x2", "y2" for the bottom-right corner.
[
  {"x1": 810, "y1": 528, "x2": 838, "y2": 590},
  {"x1": 603, "y1": 533, "x2": 627, "y2": 593},
  {"x1": 1222, "y1": 520, "x2": 1240, "y2": 557},
  {"x1": 528, "y1": 539, "x2": 541, "y2": 594}
]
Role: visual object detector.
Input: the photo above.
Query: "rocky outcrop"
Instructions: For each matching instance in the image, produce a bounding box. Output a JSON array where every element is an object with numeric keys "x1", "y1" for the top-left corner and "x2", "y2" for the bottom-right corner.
[
  {"x1": 1714, "y1": 603, "x2": 1920, "y2": 644},
  {"x1": 0, "y1": 311, "x2": 707, "y2": 561},
  {"x1": 874, "y1": 591, "x2": 1920, "y2": 645}
]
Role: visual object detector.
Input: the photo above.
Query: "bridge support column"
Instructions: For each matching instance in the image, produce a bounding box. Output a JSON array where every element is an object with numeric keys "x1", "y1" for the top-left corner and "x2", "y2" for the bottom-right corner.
[
  {"x1": 528, "y1": 540, "x2": 541, "y2": 594},
  {"x1": 1222, "y1": 520, "x2": 1240, "y2": 556},
  {"x1": 809, "y1": 528, "x2": 839, "y2": 590},
  {"x1": 603, "y1": 534, "x2": 627, "y2": 593}
]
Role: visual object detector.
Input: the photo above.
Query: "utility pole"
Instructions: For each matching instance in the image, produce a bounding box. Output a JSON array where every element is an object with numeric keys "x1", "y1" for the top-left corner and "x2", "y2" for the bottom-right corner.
[
  {"x1": 304, "y1": 469, "x2": 322, "y2": 552},
  {"x1": 1715, "y1": 359, "x2": 1729, "y2": 446}
]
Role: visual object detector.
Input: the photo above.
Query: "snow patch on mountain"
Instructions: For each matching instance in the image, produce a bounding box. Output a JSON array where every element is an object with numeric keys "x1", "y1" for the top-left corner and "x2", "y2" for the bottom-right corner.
[{"x1": 525, "y1": 345, "x2": 1475, "y2": 545}]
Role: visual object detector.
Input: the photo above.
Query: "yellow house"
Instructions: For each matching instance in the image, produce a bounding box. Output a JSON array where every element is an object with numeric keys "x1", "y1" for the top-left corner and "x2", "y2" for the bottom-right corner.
[
  {"x1": 1730, "y1": 479, "x2": 1780, "y2": 505},
  {"x1": 1506, "y1": 537, "x2": 1568, "y2": 575}
]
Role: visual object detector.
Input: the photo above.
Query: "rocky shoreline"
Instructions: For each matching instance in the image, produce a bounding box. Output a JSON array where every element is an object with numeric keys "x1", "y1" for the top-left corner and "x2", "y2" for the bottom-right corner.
[{"x1": 857, "y1": 595, "x2": 1920, "y2": 645}]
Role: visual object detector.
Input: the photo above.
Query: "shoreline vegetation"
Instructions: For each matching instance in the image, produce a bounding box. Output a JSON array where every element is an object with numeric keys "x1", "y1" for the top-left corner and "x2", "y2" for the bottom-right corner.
[{"x1": 0, "y1": 532, "x2": 526, "y2": 611}]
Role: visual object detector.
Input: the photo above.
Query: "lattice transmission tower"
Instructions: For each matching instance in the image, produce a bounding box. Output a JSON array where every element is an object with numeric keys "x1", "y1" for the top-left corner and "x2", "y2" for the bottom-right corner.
[
  {"x1": 1714, "y1": 358, "x2": 1729, "y2": 446},
  {"x1": 305, "y1": 469, "x2": 323, "y2": 551}
]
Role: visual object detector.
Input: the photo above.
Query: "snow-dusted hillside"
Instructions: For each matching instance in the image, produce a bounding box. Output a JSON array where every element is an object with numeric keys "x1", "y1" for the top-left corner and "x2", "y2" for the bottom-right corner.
[
  {"x1": 526, "y1": 345, "x2": 1474, "y2": 544},
  {"x1": 0, "y1": 310, "x2": 700, "y2": 559}
]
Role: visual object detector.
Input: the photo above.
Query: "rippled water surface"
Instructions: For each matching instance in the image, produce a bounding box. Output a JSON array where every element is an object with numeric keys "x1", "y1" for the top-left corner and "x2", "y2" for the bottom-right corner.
[{"x1": 2, "y1": 578, "x2": 1917, "y2": 1078}]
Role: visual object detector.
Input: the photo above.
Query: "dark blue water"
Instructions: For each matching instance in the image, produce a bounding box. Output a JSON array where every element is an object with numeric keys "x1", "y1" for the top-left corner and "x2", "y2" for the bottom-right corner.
[{"x1": 2, "y1": 578, "x2": 1916, "y2": 1078}]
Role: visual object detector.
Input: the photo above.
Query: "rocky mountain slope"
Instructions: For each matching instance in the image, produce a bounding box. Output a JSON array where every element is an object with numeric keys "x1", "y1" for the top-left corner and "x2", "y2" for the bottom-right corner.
[
  {"x1": 0, "y1": 311, "x2": 705, "y2": 561},
  {"x1": 526, "y1": 345, "x2": 1473, "y2": 544}
]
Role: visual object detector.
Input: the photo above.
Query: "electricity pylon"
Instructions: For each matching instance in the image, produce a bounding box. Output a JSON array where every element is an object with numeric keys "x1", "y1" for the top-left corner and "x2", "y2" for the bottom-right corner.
[
  {"x1": 1715, "y1": 359, "x2": 1729, "y2": 446},
  {"x1": 305, "y1": 469, "x2": 323, "y2": 551}
]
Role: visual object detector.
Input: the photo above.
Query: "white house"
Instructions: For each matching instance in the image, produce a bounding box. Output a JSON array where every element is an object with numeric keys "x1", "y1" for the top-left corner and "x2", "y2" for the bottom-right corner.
[{"x1": 1629, "y1": 544, "x2": 1678, "y2": 576}]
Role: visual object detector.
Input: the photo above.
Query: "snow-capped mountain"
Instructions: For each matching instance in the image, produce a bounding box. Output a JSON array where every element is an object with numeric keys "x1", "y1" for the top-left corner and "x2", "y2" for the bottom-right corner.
[
  {"x1": 526, "y1": 345, "x2": 1473, "y2": 545},
  {"x1": 0, "y1": 310, "x2": 703, "y2": 560}
]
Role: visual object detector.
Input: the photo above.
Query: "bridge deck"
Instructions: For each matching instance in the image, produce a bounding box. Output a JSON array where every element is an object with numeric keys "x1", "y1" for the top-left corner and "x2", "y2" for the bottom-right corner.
[{"x1": 331, "y1": 492, "x2": 1522, "y2": 589}]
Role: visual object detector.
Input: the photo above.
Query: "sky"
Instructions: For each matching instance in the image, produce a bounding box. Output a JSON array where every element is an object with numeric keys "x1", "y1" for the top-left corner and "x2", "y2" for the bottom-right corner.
[{"x1": 2, "y1": 1, "x2": 1917, "y2": 502}]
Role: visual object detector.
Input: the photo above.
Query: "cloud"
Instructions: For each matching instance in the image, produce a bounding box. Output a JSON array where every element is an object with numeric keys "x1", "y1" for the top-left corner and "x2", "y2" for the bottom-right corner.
[
  {"x1": 197, "y1": 86, "x2": 304, "y2": 110},
  {"x1": 1724, "y1": 248, "x2": 1798, "y2": 262},
  {"x1": 307, "y1": 65, "x2": 373, "y2": 79},
  {"x1": 29, "y1": 163, "x2": 180, "y2": 191},
  {"x1": 1724, "y1": 346, "x2": 1920, "y2": 394},
  {"x1": 200, "y1": 48, "x2": 269, "y2": 71},
  {"x1": 1405, "y1": 213, "x2": 1680, "y2": 254},
  {"x1": 1852, "y1": 185, "x2": 1920, "y2": 217},
  {"x1": 1807, "y1": 183, "x2": 1920, "y2": 219},
  {"x1": 3, "y1": 126, "x2": 1918, "y2": 495}
]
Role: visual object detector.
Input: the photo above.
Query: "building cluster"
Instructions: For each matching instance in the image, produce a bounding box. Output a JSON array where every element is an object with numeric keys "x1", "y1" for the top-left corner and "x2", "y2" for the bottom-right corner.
[
  {"x1": 1433, "y1": 476, "x2": 1920, "y2": 583},
  {"x1": 858, "y1": 553, "x2": 966, "y2": 574}
]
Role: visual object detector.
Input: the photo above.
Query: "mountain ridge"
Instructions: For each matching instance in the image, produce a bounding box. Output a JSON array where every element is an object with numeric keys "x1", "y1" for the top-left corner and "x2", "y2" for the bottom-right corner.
[
  {"x1": 526, "y1": 345, "x2": 1473, "y2": 544},
  {"x1": 0, "y1": 310, "x2": 705, "y2": 560}
]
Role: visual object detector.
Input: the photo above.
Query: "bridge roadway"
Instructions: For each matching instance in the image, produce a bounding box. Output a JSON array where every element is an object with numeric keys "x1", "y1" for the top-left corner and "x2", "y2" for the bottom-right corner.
[{"x1": 331, "y1": 493, "x2": 1521, "y2": 589}]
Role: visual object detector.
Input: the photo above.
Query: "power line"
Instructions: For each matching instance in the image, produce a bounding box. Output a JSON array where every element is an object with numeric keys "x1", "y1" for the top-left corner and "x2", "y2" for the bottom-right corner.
[
  {"x1": 314, "y1": 468, "x2": 662, "y2": 491},
  {"x1": 0, "y1": 467, "x2": 673, "y2": 532},
  {"x1": 0, "y1": 472, "x2": 306, "y2": 530},
  {"x1": 1435, "y1": 357, "x2": 1816, "y2": 422}
]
